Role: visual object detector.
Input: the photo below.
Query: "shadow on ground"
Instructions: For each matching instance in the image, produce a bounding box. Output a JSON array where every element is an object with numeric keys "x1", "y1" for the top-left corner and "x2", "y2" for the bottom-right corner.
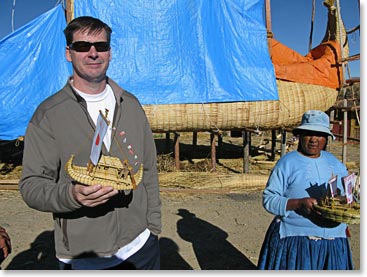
[
  {"x1": 4, "y1": 230, "x2": 58, "y2": 270},
  {"x1": 4, "y1": 210, "x2": 256, "y2": 270},
  {"x1": 169, "y1": 208, "x2": 256, "y2": 270}
]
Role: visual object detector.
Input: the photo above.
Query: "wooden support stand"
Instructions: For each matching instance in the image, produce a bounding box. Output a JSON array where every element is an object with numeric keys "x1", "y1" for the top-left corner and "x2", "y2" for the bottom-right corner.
[
  {"x1": 174, "y1": 132, "x2": 180, "y2": 170},
  {"x1": 242, "y1": 130, "x2": 250, "y2": 173},
  {"x1": 210, "y1": 133, "x2": 216, "y2": 172}
]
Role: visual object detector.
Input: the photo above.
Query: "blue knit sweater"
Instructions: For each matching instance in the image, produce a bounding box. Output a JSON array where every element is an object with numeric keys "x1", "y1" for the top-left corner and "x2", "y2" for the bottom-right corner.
[{"x1": 263, "y1": 150, "x2": 348, "y2": 239}]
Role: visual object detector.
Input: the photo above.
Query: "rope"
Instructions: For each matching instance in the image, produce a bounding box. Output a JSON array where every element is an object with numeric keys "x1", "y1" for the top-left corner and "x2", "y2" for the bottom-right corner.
[{"x1": 11, "y1": 0, "x2": 16, "y2": 32}]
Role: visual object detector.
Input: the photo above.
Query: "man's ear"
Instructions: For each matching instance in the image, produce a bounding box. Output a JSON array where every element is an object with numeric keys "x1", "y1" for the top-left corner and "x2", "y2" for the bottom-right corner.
[{"x1": 66, "y1": 47, "x2": 72, "y2": 62}]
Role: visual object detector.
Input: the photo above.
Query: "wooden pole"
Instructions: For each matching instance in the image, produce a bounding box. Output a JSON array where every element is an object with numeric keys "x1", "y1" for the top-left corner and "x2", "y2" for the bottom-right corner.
[
  {"x1": 265, "y1": 0, "x2": 272, "y2": 34},
  {"x1": 280, "y1": 129, "x2": 286, "y2": 157},
  {"x1": 308, "y1": 0, "x2": 316, "y2": 52},
  {"x1": 210, "y1": 133, "x2": 216, "y2": 172},
  {"x1": 174, "y1": 132, "x2": 180, "y2": 170},
  {"x1": 242, "y1": 130, "x2": 250, "y2": 173},
  {"x1": 265, "y1": 0, "x2": 273, "y2": 55},
  {"x1": 165, "y1": 132, "x2": 170, "y2": 152},
  {"x1": 335, "y1": 0, "x2": 348, "y2": 164},
  {"x1": 350, "y1": 118, "x2": 356, "y2": 138},
  {"x1": 271, "y1": 129, "x2": 276, "y2": 161},
  {"x1": 342, "y1": 100, "x2": 348, "y2": 164},
  {"x1": 66, "y1": 0, "x2": 74, "y2": 23},
  {"x1": 193, "y1": 131, "x2": 197, "y2": 146}
]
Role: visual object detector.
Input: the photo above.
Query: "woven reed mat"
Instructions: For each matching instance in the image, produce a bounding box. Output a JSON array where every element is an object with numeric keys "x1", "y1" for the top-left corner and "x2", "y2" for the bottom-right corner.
[{"x1": 158, "y1": 172, "x2": 268, "y2": 192}]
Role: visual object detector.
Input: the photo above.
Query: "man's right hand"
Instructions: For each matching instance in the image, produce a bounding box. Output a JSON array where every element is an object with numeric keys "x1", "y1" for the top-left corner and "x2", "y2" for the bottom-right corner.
[{"x1": 71, "y1": 183, "x2": 119, "y2": 207}]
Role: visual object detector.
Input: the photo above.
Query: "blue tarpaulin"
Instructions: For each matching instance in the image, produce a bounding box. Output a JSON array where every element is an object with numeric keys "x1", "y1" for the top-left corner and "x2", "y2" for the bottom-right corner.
[
  {"x1": 0, "y1": 5, "x2": 71, "y2": 140},
  {"x1": 0, "y1": 1, "x2": 278, "y2": 140},
  {"x1": 75, "y1": 0, "x2": 278, "y2": 104}
]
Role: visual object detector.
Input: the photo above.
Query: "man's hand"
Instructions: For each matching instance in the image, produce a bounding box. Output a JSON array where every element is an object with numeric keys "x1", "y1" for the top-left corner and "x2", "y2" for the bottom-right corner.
[{"x1": 72, "y1": 183, "x2": 119, "y2": 207}]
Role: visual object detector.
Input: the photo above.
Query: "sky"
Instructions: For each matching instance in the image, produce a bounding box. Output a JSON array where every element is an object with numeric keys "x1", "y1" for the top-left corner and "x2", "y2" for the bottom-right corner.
[{"x1": 0, "y1": 0, "x2": 362, "y2": 77}]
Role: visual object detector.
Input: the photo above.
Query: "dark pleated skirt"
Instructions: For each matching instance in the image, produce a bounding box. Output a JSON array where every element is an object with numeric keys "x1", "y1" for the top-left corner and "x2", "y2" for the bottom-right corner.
[{"x1": 257, "y1": 218, "x2": 354, "y2": 270}]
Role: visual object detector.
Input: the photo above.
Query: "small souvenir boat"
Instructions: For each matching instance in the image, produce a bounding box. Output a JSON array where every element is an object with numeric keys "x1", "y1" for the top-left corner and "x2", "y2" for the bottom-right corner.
[
  {"x1": 314, "y1": 197, "x2": 360, "y2": 225},
  {"x1": 65, "y1": 154, "x2": 144, "y2": 190}
]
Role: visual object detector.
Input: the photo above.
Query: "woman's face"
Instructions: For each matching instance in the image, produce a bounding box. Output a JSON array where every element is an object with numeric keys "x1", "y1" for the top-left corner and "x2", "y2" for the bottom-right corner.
[{"x1": 298, "y1": 131, "x2": 328, "y2": 158}]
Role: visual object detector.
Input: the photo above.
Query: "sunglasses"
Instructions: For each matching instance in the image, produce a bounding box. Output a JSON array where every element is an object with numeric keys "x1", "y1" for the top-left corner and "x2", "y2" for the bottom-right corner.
[{"x1": 68, "y1": 41, "x2": 110, "y2": 52}]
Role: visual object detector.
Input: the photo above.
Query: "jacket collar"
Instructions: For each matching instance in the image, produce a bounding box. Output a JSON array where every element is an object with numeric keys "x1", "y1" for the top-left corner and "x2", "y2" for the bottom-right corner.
[{"x1": 65, "y1": 76, "x2": 125, "y2": 106}]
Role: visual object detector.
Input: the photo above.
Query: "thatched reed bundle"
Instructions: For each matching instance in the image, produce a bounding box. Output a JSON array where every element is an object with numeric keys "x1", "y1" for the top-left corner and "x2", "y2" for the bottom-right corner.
[{"x1": 158, "y1": 172, "x2": 268, "y2": 192}]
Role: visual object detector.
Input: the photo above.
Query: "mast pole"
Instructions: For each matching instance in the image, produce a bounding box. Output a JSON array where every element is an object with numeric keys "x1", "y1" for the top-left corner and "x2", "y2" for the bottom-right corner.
[
  {"x1": 335, "y1": 0, "x2": 348, "y2": 164},
  {"x1": 309, "y1": 0, "x2": 315, "y2": 52},
  {"x1": 66, "y1": 0, "x2": 74, "y2": 23},
  {"x1": 265, "y1": 0, "x2": 272, "y2": 55}
]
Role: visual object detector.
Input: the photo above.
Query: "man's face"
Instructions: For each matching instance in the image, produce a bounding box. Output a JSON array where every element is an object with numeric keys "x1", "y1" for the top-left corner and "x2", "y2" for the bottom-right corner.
[{"x1": 66, "y1": 29, "x2": 111, "y2": 86}]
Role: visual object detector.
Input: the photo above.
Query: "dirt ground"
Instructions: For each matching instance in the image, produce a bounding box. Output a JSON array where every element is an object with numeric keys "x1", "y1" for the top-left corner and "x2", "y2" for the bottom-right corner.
[{"x1": 0, "y1": 131, "x2": 361, "y2": 270}]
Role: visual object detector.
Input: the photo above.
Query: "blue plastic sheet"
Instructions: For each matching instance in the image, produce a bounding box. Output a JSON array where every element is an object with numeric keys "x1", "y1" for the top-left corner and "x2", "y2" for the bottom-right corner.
[
  {"x1": 75, "y1": 0, "x2": 278, "y2": 104},
  {"x1": 0, "y1": 1, "x2": 278, "y2": 140},
  {"x1": 0, "y1": 5, "x2": 71, "y2": 140}
]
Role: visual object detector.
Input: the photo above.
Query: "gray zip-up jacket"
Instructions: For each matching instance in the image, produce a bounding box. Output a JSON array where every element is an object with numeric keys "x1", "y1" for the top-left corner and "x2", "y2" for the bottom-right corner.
[{"x1": 19, "y1": 77, "x2": 161, "y2": 259}]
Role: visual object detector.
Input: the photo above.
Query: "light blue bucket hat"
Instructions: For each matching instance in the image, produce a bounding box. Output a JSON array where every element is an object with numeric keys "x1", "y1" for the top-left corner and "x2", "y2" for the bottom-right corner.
[{"x1": 292, "y1": 110, "x2": 335, "y2": 140}]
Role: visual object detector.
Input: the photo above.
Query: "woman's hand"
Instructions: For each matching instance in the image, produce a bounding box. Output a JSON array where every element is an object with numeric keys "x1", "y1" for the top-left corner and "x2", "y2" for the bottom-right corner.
[{"x1": 287, "y1": 197, "x2": 318, "y2": 214}]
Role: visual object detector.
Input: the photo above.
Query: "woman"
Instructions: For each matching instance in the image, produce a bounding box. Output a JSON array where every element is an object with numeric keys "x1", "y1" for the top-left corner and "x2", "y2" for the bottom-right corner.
[{"x1": 257, "y1": 110, "x2": 354, "y2": 270}]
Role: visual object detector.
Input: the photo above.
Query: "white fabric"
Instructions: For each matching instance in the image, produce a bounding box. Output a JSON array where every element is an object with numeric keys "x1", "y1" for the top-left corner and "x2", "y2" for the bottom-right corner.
[
  {"x1": 59, "y1": 229, "x2": 150, "y2": 269},
  {"x1": 74, "y1": 84, "x2": 115, "y2": 151}
]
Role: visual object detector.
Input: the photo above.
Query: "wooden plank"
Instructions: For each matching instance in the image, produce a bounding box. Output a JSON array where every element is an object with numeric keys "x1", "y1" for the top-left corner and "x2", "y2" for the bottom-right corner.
[
  {"x1": 0, "y1": 179, "x2": 19, "y2": 184},
  {"x1": 0, "y1": 179, "x2": 19, "y2": 190}
]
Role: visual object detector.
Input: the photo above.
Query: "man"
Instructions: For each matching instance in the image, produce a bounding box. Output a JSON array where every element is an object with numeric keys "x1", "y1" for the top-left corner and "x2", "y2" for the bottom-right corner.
[{"x1": 19, "y1": 16, "x2": 161, "y2": 270}]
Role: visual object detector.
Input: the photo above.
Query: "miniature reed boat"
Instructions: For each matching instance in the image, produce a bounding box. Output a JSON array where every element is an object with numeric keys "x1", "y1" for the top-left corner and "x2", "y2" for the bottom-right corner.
[
  {"x1": 313, "y1": 197, "x2": 360, "y2": 225},
  {"x1": 65, "y1": 154, "x2": 144, "y2": 190}
]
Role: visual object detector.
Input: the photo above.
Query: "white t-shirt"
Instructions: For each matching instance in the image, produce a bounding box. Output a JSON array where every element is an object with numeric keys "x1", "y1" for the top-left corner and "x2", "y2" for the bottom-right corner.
[
  {"x1": 59, "y1": 229, "x2": 150, "y2": 269},
  {"x1": 74, "y1": 84, "x2": 115, "y2": 151}
]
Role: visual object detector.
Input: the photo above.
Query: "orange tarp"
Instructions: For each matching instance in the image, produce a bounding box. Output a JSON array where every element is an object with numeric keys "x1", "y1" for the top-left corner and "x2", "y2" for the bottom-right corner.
[{"x1": 270, "y1": 38, "x2": 342, "y2": 89}]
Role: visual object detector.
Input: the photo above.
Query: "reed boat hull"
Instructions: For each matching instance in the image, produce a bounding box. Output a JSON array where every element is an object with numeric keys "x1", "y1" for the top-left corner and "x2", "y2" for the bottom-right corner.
[{"x1": 142, "y1": 80, "x2": 338, "y2": 132}]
